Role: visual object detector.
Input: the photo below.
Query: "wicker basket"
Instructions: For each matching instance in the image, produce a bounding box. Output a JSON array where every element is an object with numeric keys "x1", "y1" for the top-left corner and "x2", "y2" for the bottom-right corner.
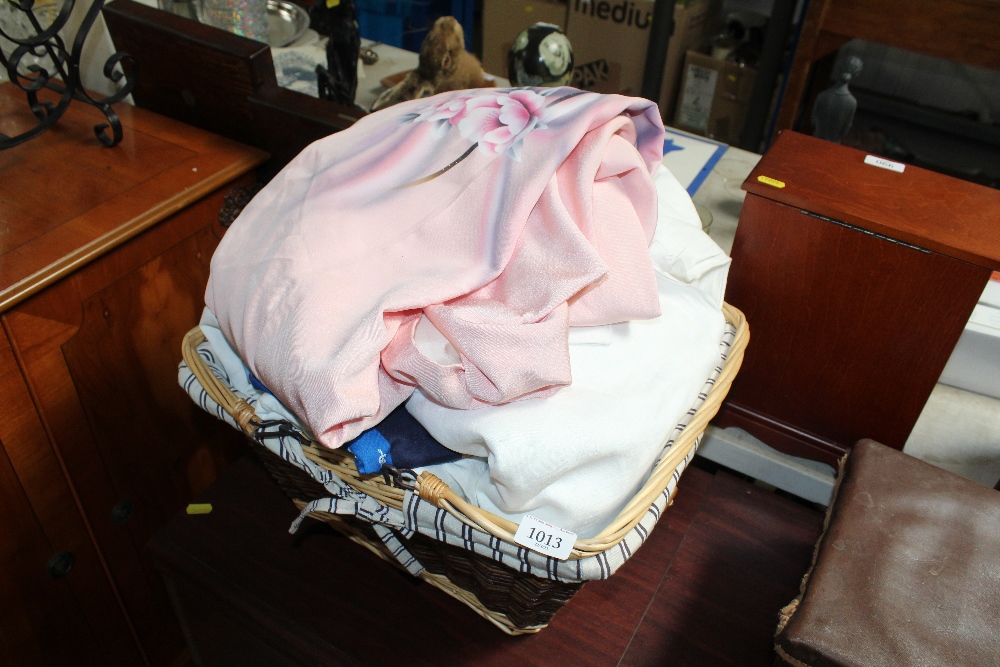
[{"x1": 180, "y1": 303, "x2": 748, "y2": 634}]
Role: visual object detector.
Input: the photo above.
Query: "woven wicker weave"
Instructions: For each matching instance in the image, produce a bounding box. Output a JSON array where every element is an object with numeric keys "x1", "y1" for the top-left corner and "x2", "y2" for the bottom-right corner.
[
  {"x1": 247, "y1": 438, "x2": 583, "y2": 629},
  {"x1": 181, "y1": 303, "x2": 748, "y2": 633}
]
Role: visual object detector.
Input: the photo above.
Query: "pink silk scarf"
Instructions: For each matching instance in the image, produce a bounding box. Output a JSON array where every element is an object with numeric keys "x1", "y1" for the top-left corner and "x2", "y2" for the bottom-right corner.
[{"x1": 206, "y1": 87, "x2": 665, "y2": 448}]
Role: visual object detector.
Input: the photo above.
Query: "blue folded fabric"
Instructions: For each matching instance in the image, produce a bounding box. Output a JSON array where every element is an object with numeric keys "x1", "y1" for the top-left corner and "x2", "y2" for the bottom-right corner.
[
  {"x1": 346, "y1": 403, "x2": 461, "y2": 474},
  {"x1": 248, "y1": 370, "x2": 271, "y2": 394},
  {"x1": 347, "y1": 429, "x2": 394, "y2": 474}
]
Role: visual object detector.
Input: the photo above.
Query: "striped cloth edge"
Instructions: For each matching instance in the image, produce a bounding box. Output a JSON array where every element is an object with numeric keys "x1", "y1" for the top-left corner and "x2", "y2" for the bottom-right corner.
[{"x1": 177, "y1": 323, "x2": 735, "y2": 583}]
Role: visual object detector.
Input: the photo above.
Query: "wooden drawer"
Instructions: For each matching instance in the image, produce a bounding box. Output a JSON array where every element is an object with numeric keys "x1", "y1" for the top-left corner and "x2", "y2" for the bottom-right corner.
[{"x1": 0, "y1": 82, "x2": 267, "y2": 664}]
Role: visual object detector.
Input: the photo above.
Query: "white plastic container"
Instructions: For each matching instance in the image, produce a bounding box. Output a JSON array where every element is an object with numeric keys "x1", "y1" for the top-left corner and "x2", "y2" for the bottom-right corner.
[{"x1": 939, "y1": 277, "x2": 1000, "y2": 400}]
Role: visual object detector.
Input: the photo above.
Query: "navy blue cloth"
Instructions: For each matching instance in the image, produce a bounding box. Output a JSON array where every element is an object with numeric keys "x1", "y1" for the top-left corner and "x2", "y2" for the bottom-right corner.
[
  {"x1": 246, "y1": 367, "x2": 459, "y2": 474},
  {"x1": 346, "y1": 403, "x2": 462, "y2": 474},
  {"x1": 376, "y1": 403, "x2": 462, "y2": 469}
]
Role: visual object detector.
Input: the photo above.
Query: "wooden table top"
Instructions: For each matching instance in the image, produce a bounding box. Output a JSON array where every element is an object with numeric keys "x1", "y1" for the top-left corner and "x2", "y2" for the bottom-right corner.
[
  {"x1": 744, "y1": 131, "x2": 1000, "y2": 270},
  {"x1": 149, "y1": 454, "x2": 823, "y2": 666},
  {"x1": 0, "y1": 83, "x2": 268, "y2": 313}
]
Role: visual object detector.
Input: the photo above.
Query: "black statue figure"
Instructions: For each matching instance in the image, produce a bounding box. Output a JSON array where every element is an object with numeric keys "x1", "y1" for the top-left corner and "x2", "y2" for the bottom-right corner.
[
  {"x1": 311, "y1": 0, "x2": 361, "y2": 108},
  {"x1": 812, "y1": 56, "x2": 863, "y2": 144}
]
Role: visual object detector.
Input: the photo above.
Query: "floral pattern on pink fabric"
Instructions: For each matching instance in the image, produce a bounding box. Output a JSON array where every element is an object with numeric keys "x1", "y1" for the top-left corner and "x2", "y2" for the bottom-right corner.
[
  {"x1": 455, "y1": 89, "x2": 547, "y2": 160},
  {"x1": 400, "y1": 89, "x2": 583, "y2": 187},
  {"x1": 411, "y1": 95, "x2": 471, "y2": 137}
]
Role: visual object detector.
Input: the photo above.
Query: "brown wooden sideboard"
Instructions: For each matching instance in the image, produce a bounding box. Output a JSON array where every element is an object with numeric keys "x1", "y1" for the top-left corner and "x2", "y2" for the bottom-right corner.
[
  {"x1": 0, "y1": 83, "x2": 267, "y2": 665},
  {"x1": 715, "y1": 130, "x2": 1000, "y2": 464}
]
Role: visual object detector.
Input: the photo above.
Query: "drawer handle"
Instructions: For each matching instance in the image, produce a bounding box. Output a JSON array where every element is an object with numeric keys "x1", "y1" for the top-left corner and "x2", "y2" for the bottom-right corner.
[
  {"x1": 111, "y1": 499, "x2": 134, "y2": 525},
  {"x1": 46, "y1": 551, "x2": 75, "y2": 579}
]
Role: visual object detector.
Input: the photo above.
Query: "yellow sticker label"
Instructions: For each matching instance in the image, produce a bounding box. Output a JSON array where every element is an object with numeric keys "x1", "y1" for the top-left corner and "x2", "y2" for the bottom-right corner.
[
  {"x1": 186, "y1": 503, "x2": 213, "y2": 515},
  {"x1": 326, "y1": 0, "x2": 340, "y2": 7},
  {"x1": 757, "y1": 175, "x2": 785, "y2": 188}
]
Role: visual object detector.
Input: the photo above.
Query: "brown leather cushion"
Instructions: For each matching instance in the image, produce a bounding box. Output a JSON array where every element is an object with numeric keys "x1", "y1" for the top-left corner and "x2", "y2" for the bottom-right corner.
[{"x1": 775, "y1": 439, "x2": 1000, "y2": 667}]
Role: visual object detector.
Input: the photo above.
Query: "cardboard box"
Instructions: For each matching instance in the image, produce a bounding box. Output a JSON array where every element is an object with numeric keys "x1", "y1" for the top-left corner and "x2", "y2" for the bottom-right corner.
[
  {"x1": 481, "y1": 0, "x2": 569, "y2": 79},
  {"x1": 565, "y1": 0, "x2": 719, "y2": 121},
  {"x1": 673, "y1": 49, "x2": 756, "y2": 145}
]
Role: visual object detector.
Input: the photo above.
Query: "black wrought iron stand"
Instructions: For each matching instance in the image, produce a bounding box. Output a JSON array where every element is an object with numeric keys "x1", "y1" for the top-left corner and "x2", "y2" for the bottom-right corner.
[{"x1": 0, "y1": 0, "x2": 136, "y2": 148}]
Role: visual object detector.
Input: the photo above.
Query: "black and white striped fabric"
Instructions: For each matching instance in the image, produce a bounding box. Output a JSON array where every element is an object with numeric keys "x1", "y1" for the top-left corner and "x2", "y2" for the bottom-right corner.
[{"x1": 177, "y1": 322, "x2": 736, "y2": 583}]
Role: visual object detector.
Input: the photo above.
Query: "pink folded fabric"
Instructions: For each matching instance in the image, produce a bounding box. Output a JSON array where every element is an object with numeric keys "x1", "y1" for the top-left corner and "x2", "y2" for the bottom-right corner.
[{"x1": 206, "y1": 87, "x2": 665, "y2": 448}]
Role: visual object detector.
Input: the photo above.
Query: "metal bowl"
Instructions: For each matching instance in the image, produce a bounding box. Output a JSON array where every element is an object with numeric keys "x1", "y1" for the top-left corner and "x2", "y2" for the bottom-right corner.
[
  {"x1": 265, "y1": 0, "x2": 310, "y2": 48},
  {"x1": 197, "y1": 0, "x2": 309, "y2": 48}
]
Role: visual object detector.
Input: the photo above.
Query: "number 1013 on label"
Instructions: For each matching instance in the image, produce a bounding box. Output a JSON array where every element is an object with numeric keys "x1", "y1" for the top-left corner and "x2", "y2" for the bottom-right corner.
[{"x1": 513, "y1": 514, "x2": 577, "y2": 560}]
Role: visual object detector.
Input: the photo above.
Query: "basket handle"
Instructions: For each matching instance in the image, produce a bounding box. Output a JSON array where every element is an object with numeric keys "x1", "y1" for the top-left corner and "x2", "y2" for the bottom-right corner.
[
  {"x1": 179, "y1": 302, "x2": 748, "y2": 560},
  {"x1": 181, "y1": 327, "x2": 262, "y2": 437}
]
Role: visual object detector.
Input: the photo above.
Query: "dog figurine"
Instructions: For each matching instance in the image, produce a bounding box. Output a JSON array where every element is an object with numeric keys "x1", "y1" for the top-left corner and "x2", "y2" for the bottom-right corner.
[{"x1": 370, "y1": 16, "x2": 494, "y2": 112}]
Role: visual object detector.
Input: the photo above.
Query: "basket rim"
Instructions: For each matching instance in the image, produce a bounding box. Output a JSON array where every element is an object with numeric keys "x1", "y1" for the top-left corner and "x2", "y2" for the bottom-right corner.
[{"x1": 181, "y1": 302, "x2": 748, "y2": 559}]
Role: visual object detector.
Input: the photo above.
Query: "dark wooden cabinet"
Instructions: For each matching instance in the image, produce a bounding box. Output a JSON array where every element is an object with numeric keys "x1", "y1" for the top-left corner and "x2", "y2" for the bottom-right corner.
[
  {"x1": 0, "y1": 336, "x2": 144, "y2": 665},
  {"x1": 715, "y1": 131, "x2": 1000, "y2": 464},
  {"x1": 0, "y1": 83, "x2": 267, "y2": 665}
]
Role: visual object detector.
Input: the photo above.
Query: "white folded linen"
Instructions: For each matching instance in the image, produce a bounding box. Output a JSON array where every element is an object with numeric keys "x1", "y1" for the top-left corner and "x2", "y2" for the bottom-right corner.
[
  {"x1": 648, "y1": 164, "x2": 731, "y2": 306},
  {"x1": 407, "y1": 167, "x2": 731, "y2": 538}
]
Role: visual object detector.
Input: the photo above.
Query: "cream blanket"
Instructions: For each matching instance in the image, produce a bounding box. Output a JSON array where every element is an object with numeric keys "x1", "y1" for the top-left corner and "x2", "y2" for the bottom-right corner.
[{"x1": 408, "y1": 167, "x2": 730, "y2": 537}]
